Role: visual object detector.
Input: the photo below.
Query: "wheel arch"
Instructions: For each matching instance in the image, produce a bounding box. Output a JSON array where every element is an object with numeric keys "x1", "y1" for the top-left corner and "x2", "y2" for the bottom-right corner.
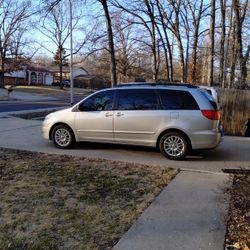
[{"x1": 157, "y1": 129, "x2": 192, "y2": 151}]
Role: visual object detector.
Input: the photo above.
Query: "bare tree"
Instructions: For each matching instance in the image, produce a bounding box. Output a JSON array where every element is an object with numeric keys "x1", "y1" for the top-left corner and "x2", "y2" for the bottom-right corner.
[
  {"x1": 98, "y1": 0, "x2": 117, "y2": 86},
  {"x1": 155, "y1": 0, "x2": 173, "y2": 81},
  {"x1": 187, "y1": 0, "x2": 205, "y2": 83},
  {"x1": 232, "y1": 0, "x2": 249, "y2": 88},
  {"x1": 207, "y1": 0, "x2": 216, "y2": 86},
  {"x1": 39, "y1": 0, "x2": 250, "y2": 87},
  {"x1": 112, "y1": 0, "x2": 162, "y2": 81},
  {"x1": 229, "y1": 12, "x2": 237, "y2": 88},
  {"x1": 37, "y1": 0, "x2": 87, "y2": 89},
  {"x1": 0, "y1": 0, "x2": 32, "y2": 88},
  {"x1": 112, "y1": 13, "x2": 138, "y2": 82},
  {"x1": 219, "y1": 0, "x2": 226, "y2": 87}
]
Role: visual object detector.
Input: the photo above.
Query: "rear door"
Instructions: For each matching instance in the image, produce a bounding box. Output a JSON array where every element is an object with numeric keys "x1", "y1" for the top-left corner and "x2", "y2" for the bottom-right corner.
[
  {"x1": 158, "y1": 89, "x2": 201, "y2": 132},
  {"x1": 114, "y1": 89, "x2": 161, "y2": 145}
]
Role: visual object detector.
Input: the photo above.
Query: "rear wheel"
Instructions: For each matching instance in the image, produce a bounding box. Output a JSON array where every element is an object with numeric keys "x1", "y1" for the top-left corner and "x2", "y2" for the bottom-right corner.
[
  {"x1": 159, "y1": 132, "x2": 188, "y2": 160},
  {"x1": 52, "y1": 125, "x2": 74, "y2": 149}
]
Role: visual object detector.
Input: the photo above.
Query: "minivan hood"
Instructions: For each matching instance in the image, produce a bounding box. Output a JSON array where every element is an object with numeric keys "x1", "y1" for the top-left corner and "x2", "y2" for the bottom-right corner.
[{"x1": 45, "y1": 107, "x2": 72, "y2": 120}]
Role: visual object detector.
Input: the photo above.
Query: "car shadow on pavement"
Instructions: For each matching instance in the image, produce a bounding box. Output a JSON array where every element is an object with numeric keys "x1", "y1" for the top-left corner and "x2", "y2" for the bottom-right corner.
[{"x1": 70, "y1": 141, "x2": 250, "y2": 162}]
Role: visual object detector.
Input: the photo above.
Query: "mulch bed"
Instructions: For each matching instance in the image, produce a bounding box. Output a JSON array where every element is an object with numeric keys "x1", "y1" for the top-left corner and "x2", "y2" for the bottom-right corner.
[{"x1": 225, "y1": 173, "x2": 250, "y2": 250}]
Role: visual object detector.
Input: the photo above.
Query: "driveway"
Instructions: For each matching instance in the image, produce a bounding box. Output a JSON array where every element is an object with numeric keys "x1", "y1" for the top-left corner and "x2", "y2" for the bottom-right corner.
[{"x1": 0, "y1": 117, "x2": 249, "y2": 173}]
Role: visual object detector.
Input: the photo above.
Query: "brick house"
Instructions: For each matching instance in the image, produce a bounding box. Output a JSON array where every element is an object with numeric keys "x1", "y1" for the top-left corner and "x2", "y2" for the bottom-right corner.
[{"x1": 4, "y1": 65, "x2": 54, "y2": 85}]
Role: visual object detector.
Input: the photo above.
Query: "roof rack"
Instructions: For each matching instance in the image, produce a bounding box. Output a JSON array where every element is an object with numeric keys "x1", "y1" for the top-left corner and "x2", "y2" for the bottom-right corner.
[{"x1": 115, "y1": 82, "x2": 198, "y2": 88}]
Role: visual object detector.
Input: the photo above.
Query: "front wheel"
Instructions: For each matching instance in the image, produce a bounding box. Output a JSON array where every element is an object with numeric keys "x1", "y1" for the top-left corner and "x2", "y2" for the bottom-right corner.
[
  {"x1": 159, "y1": 132, "x2": 189, "y2": 160},
  {"x1": 52, "y1": 125, "x2": 75, "y2": 149}
]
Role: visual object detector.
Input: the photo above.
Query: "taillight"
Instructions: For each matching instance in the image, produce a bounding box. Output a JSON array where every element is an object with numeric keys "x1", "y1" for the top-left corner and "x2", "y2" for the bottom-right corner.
[{"x1": 201, "y1": 110, "x2": 220, "y2": 120}]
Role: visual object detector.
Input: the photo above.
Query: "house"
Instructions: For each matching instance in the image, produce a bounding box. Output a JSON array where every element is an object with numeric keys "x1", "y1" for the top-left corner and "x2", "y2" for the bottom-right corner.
[
  {"x1": 74, "y1": 74, "x2": 107, "y2": 89},
  {"x1": 4, "y1": 65, "x2": 54, "y2": 85},
  {"x1": 51, "y1": 66, "x2": 89, "y2": 82}
]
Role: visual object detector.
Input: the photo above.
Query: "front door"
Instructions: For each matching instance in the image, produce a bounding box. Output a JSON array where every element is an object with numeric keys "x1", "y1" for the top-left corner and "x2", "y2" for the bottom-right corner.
[{"x1": 75, "y1": 90, "x2": 115, "y2": 142}]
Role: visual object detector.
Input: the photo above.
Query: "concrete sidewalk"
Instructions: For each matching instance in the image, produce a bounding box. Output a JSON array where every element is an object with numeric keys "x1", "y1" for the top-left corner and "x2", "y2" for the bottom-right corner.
[{"x1": 114, "y1": 171, "x2": 229, "y2": 250}]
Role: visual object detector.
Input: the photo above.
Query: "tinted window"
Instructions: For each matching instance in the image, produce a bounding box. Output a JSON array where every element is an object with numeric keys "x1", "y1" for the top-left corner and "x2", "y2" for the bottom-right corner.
[
  {"x1": 80, "y1": 90, "x2": 114, "y2": 111},
  {"x1": 159, "y1": 90, "x2": 199, "y2": 110},
  {"x1": 118, "y1": 89, "x2": 157, "y2": 110},
  {"x1": 200, "y1": 90, "x2": 218, "y2": 110}
]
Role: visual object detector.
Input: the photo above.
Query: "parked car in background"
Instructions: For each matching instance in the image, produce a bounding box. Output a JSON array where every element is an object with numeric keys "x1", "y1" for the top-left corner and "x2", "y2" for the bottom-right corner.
[
  {"x1": 52, "y1": 80, "x2": 70, "y2": 88},
  {"x1": 42, "y1": 83, "x2": 222, "y2": 160}
]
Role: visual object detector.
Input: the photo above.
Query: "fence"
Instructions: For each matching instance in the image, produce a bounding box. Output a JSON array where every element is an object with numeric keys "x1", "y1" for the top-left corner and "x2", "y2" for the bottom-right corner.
[{"x1": 220, "y1": 89, "x2": 250, "y2": 136}]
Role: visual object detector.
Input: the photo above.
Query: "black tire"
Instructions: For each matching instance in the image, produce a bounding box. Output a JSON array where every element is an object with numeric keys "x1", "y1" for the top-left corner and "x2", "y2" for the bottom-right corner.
[
  {"x1": 52, "y1": 125, "x2": 75, "y2": 149},
  {"x1": 159, "y1": 132, "x2": 189, "y2": 160}
]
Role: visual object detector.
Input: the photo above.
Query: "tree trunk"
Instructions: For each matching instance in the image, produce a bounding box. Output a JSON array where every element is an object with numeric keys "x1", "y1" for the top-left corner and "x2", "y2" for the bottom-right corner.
[
  {"x1": 229, "y1": 20, "x2": 236, "y2": 88},
  {"x1": 190, "y1": 30, "x2": 198, "y2": 83},
  {"x1": 233, "y1": 0, "x2": 248, "y2": 88},
  {"x1": 189, "y1": 0, "x2": 203, "y2": 84},
  {"x1": 59, "y1": 46, "x2": 63, "y2": 89},
  {"x1": 0, "y1": 61, "x2": 4, "y2": 88},
  {"x1": 219, "y1": 0, "x2": 226, "y2": 88},
  {"x1": 156, "y1": 0, "x2": 173, "y2": 81},
  {"x1": 144, "y1": 0, "x2": 158, "y2": 81},
  {"x1": 223, "y1": 5, "x2": 233, "y2": 88},
  {"x1": 185, "y1": 33, "x2": 190, "y2": 82},
  {"x1": 0, "y1": 44, "x2": 5, "y2": 88},
  {"x1": 176, "y1": 37, "x2": 186, "y2": 83},
  {"x1": 0, "y1": 72, "x2": 4, "y2": 88},
  {"x1": 156, "y1": 24, "x2": 170, "y2": 81},
  {"x1": 207, "y1": 0, "x2": 215, "y2": 86},
  {"x1": 100, "y1": 0, "x2": 117, "y2": 87}
]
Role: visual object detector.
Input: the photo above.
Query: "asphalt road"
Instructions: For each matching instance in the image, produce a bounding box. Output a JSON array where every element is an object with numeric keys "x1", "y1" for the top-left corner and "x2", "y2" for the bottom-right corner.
[{"x1": 0, "y1": 96, "x2": 85, "y2": 113}]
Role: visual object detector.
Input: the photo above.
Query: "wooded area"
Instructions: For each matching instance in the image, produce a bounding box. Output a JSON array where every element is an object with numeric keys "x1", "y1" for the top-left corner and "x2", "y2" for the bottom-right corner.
[{"x1": 0, "y1": 0, "x2": 249, "y2": 88}]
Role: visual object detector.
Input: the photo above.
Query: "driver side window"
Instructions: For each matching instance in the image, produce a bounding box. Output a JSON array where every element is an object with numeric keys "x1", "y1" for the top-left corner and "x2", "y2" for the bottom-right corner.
[{"x1": 79, "y1": 90, "x2": 114, "y2": 111}]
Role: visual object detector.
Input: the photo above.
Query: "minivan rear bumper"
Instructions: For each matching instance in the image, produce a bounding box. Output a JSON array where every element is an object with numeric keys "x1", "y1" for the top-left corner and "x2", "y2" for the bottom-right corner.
[{"x1": 190, "y1": 130, "x2": 221, "y2": 150}]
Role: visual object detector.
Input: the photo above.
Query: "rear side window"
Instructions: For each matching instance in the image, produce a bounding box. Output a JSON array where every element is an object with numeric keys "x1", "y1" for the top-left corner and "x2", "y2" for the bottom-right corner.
[
  {"x1": 118, "y1": 89, "x2": 157, "y2": 110},
  {"x1": 200, "y1": 90, "x2": 218, "y2": 110},
  {"x1": 159, "y1": 90, "x2": 199, "y2": 110}
]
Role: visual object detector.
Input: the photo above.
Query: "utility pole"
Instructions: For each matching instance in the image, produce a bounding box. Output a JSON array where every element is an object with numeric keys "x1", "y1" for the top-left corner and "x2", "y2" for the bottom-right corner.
[{"x1": 69, "y1": 0, "x2": 74, "y2": 105}]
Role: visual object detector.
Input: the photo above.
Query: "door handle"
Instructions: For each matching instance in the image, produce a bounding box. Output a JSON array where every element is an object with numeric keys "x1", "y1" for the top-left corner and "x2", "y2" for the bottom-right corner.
[
  {"x1": 105, "y1": 113, "x2": 113, "y2": 117},
  {"x1": 116, "y1": 112, "x2": 124, "y2": 117}
]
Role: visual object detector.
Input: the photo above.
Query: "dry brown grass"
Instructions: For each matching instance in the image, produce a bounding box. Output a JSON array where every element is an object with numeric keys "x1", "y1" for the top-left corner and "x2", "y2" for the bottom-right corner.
[
  {"x1": 220, "y1": 89, "x2": 250, "y2": 136},
  {"x1": 0, "y1": 148, "x2": 177, "y2": 250}
]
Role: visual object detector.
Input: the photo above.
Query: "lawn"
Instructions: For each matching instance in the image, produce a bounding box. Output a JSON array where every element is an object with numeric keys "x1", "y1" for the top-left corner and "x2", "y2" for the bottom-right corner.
[
  {"x1": 0, "y1": 148, "x2": 177, "y2": 249},
  {"x1": 14, "y1": 86, "x2": 93, "y2": 97},
  {"x1": 225, "y1": 173, "x2": 250, "y2": 250}
]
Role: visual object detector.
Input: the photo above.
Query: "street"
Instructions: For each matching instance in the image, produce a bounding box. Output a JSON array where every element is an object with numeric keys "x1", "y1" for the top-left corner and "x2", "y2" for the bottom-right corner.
[{"x1": 0, "y1": 96, "x2": 85, "y2": 113}]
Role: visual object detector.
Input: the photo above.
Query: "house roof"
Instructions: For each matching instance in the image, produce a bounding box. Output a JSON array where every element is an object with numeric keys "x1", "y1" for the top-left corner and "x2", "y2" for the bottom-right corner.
[
  {"x1": 49, "y1": 66, "x2": 89, "y2": 74},
  {"x1": 26, "y1": 65, "x2": 52, "y2": 73},
  {"x1": 75, "y1": 75, "x2": 102, "y2": 80}
]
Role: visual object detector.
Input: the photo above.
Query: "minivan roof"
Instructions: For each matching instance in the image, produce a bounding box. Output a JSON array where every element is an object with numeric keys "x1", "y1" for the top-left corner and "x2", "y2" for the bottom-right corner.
[{"x1": 114, "y1": 82, "x2": 198, "y2": 89}]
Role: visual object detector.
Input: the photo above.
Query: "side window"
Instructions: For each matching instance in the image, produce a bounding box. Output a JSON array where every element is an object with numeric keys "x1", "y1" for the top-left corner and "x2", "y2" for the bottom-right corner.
[
  {"x1": 118, "y1": 89, "x2": 157, "y2": 110},
  {"x1": 159, "y1": 90, "x2": 199, "y2": 110},
  {"x1": 79, "y1": 90, "x2": 114, "y2": 111}
]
